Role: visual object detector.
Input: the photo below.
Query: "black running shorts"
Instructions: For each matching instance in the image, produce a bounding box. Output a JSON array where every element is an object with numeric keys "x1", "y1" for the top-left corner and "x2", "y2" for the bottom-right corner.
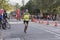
[{"x1": 24, "y1": 20, "x2": 29, "y2": 24}]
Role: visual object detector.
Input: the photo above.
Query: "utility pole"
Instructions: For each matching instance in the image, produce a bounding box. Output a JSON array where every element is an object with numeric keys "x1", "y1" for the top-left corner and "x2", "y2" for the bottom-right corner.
[
  {"x1": 22, "y1": 0, "x2": 24, "y2": 6},
  {"x1": 22, "y1": 0, "x2": 25, "y2": 15}
]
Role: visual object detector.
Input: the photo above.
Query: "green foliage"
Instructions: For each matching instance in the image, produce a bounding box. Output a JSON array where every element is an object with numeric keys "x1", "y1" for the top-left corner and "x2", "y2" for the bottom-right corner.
[
  {"x1": 0, "y1": 0, "x2": 15, "y2": 11},
  {"x1": 21, "y1": 0, "x2": 60, "y2": 14}
]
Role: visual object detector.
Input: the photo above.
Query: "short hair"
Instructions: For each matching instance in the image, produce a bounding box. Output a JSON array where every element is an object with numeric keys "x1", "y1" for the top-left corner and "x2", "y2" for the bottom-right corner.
[{"x1": 4, "y1": 10, "x2": 6, "y2": 12}]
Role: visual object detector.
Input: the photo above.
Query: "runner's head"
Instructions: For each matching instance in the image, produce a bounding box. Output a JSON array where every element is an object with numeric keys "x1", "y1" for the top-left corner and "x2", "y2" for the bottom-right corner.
[
  {"x1": 3, "y1": 9, "x2": 6, "y2": 13},
  {"x1": 26, "y1": 9, "x2": 28, "y2": 13}
]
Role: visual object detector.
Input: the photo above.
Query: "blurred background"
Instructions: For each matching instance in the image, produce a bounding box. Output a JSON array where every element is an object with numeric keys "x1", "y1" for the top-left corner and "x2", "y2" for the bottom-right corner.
[{"x1": 0, "y1": 0, "x2": 60, "y2": 21}]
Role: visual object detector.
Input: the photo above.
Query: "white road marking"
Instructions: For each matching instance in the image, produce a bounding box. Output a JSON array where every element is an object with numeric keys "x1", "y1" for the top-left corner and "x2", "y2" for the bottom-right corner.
[
  {"x1": 5, "y1": 38, "x2": 21, "y2": 40},
  {"x1": 31, "y1": 25, "x2": 60, "y2": 38},
  {"x1": 8, "y1": 22, "x2": 23, "y2": 24}
]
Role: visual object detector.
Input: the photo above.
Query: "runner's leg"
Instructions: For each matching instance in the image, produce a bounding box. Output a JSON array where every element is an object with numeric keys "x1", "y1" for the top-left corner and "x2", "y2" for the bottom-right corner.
[{"x1": 24, "y1": 21, "x2": 28, "y2": 33}]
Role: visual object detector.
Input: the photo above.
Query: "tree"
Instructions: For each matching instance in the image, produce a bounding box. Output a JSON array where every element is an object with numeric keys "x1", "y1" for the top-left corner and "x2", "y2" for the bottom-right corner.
[
  {"x1": 24, "y1": 0, "x2": 40, "y2": 15},
  {"x1": 22, "y1": 0, "x2": 60, "y2": 15},
  {"x1": 33, "y1": 0, "x2": 57, "y2": 13},
  {"x1": 0, "y1": 0, "x2": 14, "y2": 11}
]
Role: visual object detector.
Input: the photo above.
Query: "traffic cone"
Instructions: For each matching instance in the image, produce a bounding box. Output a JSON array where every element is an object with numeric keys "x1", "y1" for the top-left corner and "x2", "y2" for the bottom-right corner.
[
  {"x1": 39, "y1": 19, "x2": 40, "y2": 23},
  {"x1": 54, "y1": 21, "x2": 58, "y2": 27},
  {"x1": 36, "y1": 19, "x2": 38, "y2": 23},
  {"x1": 39, "y1": 20, "x2": 40, "y2": 23},
  {"x1": 32, "y1": 18, "x2": 35, "y2": 22},
  {"x1": 46, "y1": 21, "x2": 49, "y2": 25},
  {"x1": 32, "y1": 18, "x2": 37, "y2": 23},
  {"x1": 42, "y1": 20, "x2": 44, "y2": 24},
  {"x1": 35, "y1": 19, "x2": 37, "y2": 23}
]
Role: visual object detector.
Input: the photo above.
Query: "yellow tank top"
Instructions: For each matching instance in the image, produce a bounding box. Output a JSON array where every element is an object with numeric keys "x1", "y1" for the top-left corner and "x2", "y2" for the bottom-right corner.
[{"x1": 24, "y1": 14, "x2": 30, "y2": 21}]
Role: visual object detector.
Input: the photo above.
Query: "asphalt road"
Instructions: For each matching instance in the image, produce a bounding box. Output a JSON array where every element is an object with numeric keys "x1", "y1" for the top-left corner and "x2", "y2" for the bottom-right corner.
[{"x1": 0, "y1": 19, "x2": 60, "y2": 40}]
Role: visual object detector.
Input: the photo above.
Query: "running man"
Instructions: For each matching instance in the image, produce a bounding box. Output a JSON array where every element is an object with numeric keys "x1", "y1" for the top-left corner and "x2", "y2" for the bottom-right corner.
[{"x1": 23, "y1": 10, "x2": 30, "y2": 33}]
